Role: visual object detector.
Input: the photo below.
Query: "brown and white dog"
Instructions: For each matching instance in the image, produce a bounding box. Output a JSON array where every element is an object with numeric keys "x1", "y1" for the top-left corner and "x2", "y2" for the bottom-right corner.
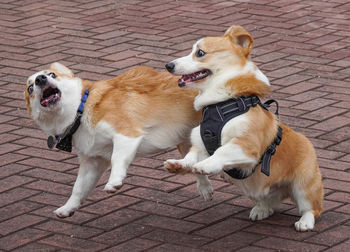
[
  {"x1": 24, "y1": 63, "x2": 213, "y2": 218},
  {"x1": 164, "y1": 25, "x2": 323, "y2": 231}
]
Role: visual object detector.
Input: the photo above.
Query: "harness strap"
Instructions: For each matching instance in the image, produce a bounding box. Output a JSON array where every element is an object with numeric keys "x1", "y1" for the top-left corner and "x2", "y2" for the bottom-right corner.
[
  {"x1": 260, "y1": 125, "x2": 282, "y2": 176},
  {"x1": 47, "y1": 89, "x2": 89, "y2": 152}
]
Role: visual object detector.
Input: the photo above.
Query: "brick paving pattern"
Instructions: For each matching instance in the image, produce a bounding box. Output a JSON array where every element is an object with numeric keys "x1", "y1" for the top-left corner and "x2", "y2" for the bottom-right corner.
[{"x1": 0, "y1": 0, "x2": 350, "y2": 251}]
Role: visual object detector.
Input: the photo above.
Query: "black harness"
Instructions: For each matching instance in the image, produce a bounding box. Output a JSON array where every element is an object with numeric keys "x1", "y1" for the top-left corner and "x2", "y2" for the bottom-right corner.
[
  {"x1": 200, "y1": 95, "x2": 282, "y2": 179},
  {"x1": 47, "y1": 89, "x2": 89, "y2": 153}
]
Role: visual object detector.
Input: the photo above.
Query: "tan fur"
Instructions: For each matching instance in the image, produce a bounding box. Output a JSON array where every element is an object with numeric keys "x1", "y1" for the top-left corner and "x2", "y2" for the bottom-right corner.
[
  {"x1": 79, "y1": 66, "x2": 200, "y2": 137},
  {"x1": 225, "y1": 74, "x2": 270, "y2": 97}
]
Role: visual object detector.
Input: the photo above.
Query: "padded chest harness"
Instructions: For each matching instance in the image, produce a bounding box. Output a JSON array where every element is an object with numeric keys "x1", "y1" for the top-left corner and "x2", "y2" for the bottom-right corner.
[{"x1": 200, "y1": 95, "x2": 282, "y2": 179}]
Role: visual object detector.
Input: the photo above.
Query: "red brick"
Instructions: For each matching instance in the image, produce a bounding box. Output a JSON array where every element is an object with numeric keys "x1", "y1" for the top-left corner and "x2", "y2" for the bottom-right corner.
[
  {"x1": 0, "y1": 163, "x2": 30, "y2": 178},
  {"x1": 185, "y1": 204, "x2": 244, "y2": 224},
  {"x1": 21, "y1": 168, "x2": 76, "y2": 184},
  {"x1": 130, "y1": 200, "x2": 195, "y2": 218},
  {"x1": 12, "y1": 242, "x2": 58, "y2": 252},
  {"x1": 177, "y1": 191, "x2": 234, "y2": 211},
  {"x1": 124, "y1": 187, "x2": 189, "y2": 205},
  {"x1": 0, "y1": 228, "x2": 48, "y2": 251},
  {"x1": 194, "y1": 217, "x2": 251, "y2": 238},
  {"x1": 81, "y1": 194, "x2": 140, "y2": 215},
  {"x1": 86, "y1": 208, "x2": 147, "y2": 230},
  {"x1": 310, "y1": 116, "x2": 350, "y2": 131},
  {"x1": 0, "y1": 214, "x2": 45, "y2": 235},
  {"x1": 202, "y1": 231, "x2": 263, "y2": 251},
  {"x1": 254, "y1": 237, "x2": 327, "y2": 251},
  {"x1": 135, "y1": 214, "x2": 203, "y2": 233},
  {"x1": 0, "y1": 175, "x2": 35, "y2": 193},
  {"x1": 18, "y1": 157, "x2": 77, "y2": 172},
  {"x1": 36, "y1": 220, "x2": 103, "y2": 239},
  {"x1": 0, "y1": 201, "x2": 42, "y2": 222},
  {"x1": 325, "y1": 239, "x2": 350, "y2": 252},
  {"x1": 103, "y1": 238, "x2": 161, "y2": 252},
  {"x1": 327, "y1": 192, "x2": 350, "y2": 203},
  {"x1": 124, "y1": 175, "x2": 181, "y2": 192},
  {"x1": 142, "y1": 229, "x2": 210, "y2": 247},
  {"x1": 39, "y1": 234, "x2": 108, "y2": 251},
  {"x1": 92, "y1": 223, "x2": 153, "y2": 245}
]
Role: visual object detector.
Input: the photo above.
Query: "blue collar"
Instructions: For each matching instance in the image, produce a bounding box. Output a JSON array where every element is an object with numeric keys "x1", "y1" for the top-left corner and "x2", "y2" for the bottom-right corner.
[{"x1": 47, "y1": 89, "x2": 89, "y2": 152}]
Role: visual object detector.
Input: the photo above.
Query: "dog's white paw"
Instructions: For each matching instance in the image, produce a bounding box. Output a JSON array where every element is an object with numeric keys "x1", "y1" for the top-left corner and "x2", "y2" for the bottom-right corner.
[
  {"x1": 295, "y1": 211, "x2": 315, "y2": 232},
  {"x1": 249, "y1": 205, "x2": 274, "y2": 221},
  {"x1": 193, "y1": 159, "x2": 221, "y2": 175},
  {"x1": 164, "y1": 159, "x2": 190, "y2": 174},
  {"x1": 54, "y1": 205, "x2": 76, "y2": 218},
  {"x1": 104, "y1": 182, "x2": 123, "y2": 193}
]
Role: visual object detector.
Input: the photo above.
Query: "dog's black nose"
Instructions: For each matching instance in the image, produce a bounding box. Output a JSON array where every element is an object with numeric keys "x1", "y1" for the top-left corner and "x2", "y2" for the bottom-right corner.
[
  {"x1": 165, "y1": 62, "x2": 175, "y2": 73},
  {"x1": 35, "y1": 74, "x2": 47, "y2": 87}
]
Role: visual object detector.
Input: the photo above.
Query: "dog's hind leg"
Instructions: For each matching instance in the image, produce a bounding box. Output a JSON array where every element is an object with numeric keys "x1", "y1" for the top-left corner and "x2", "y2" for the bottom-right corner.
[
  {"x1": 249, "y1": 188, "x2": 286, "y2": 221},
  {"x1": 293, "y1": 181, "x2": 323, "y2": 231},
  {"x1": 54, "y1": 156, "x2": 108, "y2": 218},
  {"x1": 104, "y1": 134, "x2": 143, "y2": 193},
  {"x1": 165, "y1": 144, "x2": 213, "y2": 201}
]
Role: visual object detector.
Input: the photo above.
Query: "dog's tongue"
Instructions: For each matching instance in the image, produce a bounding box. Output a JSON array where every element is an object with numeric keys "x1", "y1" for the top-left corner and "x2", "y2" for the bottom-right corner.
[
  {"x1": 41, "y1": 99, "x2": 49, "y2": 107},
  {"x1": 40, "y1": 93, "x2": 59, "y2": 107}
]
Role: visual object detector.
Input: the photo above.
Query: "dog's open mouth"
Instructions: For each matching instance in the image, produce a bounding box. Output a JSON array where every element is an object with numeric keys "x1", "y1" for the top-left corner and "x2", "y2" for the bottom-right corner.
[
  {"x1": 178, "y1": 69, "x2": 211, "y2": 87},
  {"x1": 40, "y1": 86, "x2": 61, "y2": 107}
]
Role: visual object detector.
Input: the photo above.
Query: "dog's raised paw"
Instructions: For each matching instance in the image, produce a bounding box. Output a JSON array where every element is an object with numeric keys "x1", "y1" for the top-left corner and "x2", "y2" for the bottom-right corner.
[
  {"x1": 104, "y1": 183, "x2": 123, "y2": 193},
  {"x1": 164, "y1": 159, "x2": 188, "y2": 174}
]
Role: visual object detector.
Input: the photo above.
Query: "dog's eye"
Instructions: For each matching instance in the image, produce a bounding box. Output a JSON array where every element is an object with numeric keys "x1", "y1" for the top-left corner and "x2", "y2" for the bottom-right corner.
[
  {"x1": 28, "y1": 84, "x2": 34, "y2": 94},
  {"x1": 48, "y1": 72, "x2": 56, "y2": 79},
  {"x1": 196, "y1": 49, "x2": 206, "y2": 57}
]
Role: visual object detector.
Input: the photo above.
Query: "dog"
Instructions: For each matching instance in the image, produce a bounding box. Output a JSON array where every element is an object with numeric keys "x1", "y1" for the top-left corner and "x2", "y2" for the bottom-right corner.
[
  {"x1": 163, "y1": 25, "x2": 323, "y2": 231},
  {"x1": 24, "y1": 62, "x2": 214, "y2": 218}
]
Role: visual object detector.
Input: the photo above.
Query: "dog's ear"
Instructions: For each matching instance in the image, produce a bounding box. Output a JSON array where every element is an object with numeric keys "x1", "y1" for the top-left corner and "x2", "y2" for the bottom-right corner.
[
  {"x1": 224, "y1": 26, "x2": 253, "y2": 56},
  {"x1": 50, "y1": 62, "x2": 74, "y2": 77}
]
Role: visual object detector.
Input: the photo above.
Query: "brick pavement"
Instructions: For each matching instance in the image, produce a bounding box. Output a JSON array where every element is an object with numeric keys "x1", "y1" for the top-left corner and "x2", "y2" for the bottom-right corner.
[{"x1": 0, "y1": 0, "x2": 349, "y2": 251}]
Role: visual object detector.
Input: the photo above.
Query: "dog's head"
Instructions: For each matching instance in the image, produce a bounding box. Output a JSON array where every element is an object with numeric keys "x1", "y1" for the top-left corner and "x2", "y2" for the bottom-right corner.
[
  {"x1": 165, "y1": 26, "x2": 268, "y2": 91},
  {"x1": 25, "y1": 62, "x2": 77, "y2": 116}
]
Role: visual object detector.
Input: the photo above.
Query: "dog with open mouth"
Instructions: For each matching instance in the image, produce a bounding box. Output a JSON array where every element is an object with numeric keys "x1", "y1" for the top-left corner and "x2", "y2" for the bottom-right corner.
[
  {"x1": 24, "y1": 62, "x2": 214, "y2": 218},
  {"x1": 164, "y1": 25, "x2": 323, "y2": 231}
]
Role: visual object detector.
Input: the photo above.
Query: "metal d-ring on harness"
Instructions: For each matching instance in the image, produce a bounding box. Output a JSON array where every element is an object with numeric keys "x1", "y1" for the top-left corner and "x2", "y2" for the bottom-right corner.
[
  {"x1": 199, "y1": 95, "x2": 282, "y2": 180},
  {"x1": 47, "y1": 89, "x2": 89, "y2": 153}
]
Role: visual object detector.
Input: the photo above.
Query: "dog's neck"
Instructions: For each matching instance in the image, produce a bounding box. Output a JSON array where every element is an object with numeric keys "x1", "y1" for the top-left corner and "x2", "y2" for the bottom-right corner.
[{"x1": 194, "y1": 62, "x2": 270, "y2": 111}]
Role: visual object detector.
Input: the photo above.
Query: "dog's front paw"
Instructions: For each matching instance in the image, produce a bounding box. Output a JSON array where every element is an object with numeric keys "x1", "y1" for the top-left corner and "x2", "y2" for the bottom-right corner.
[
  {"x1": 104, "y1": 182, "x2": 123, "y2": 194},
  {"x1": 54, "y1": 205, "x2": 76, "y2": 218},
  {"x1": 249, "y1": 205, "x2": 274, "y2": 221},
  {"x1": 192, "y1": 159, "x2": 221, "y2": 175},
  {"x1": 164, "y1": 159, "x2": 190, "y2": 174}
]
